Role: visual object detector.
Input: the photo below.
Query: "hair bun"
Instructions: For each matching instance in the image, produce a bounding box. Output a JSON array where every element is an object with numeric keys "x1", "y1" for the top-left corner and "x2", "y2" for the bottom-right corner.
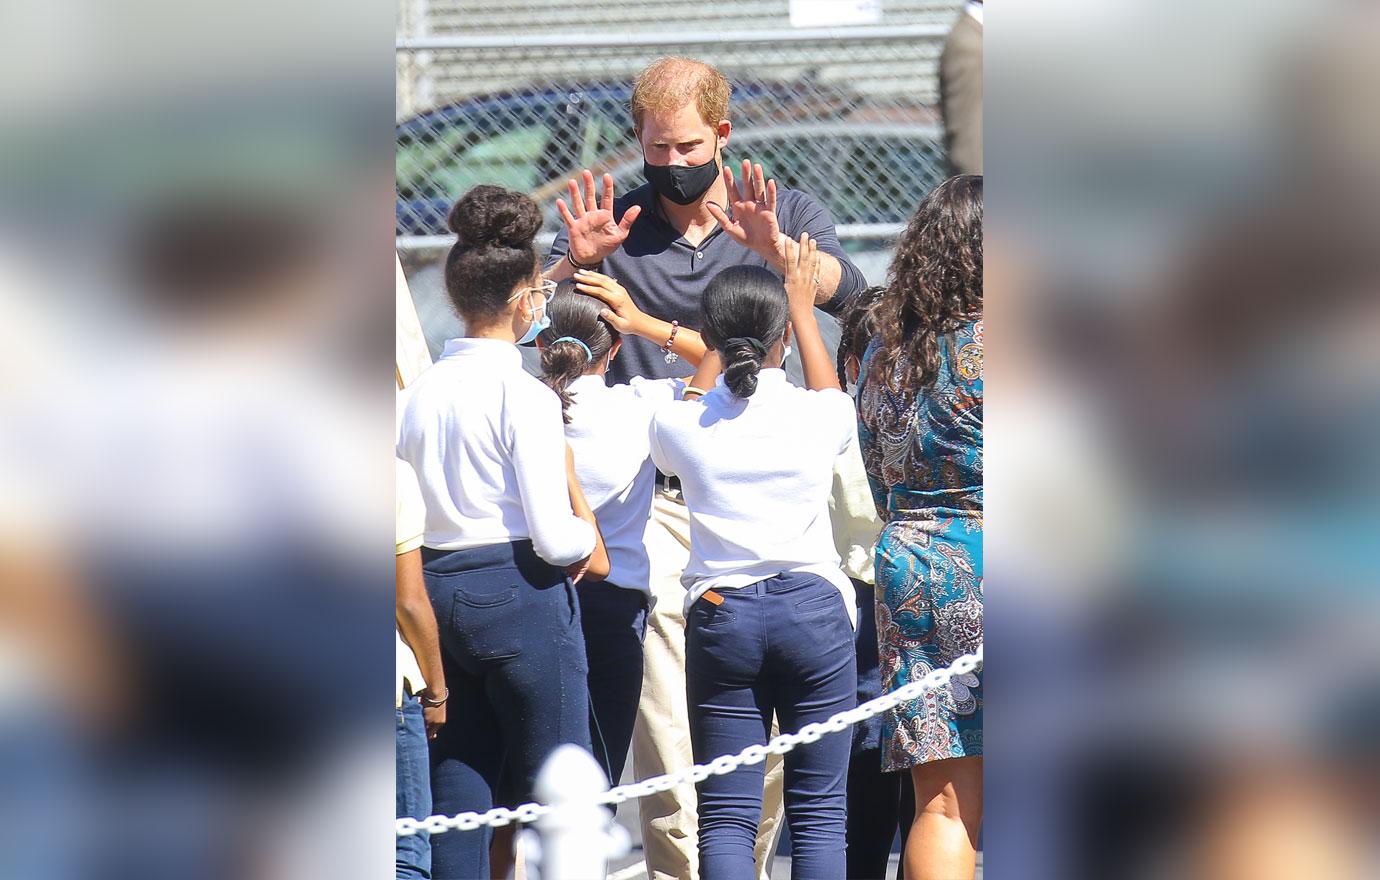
[
  {"x1": 447, "y1": 184, "x2": 541, "y2": 250},
  {"x1": 722, "y1": 340, "x2": 764, "y2": 398}
]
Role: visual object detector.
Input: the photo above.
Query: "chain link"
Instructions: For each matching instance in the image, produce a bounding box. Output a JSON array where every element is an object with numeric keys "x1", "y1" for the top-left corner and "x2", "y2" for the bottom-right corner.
[
  {"x1": 398, "y1": 645, "x2": 981, "y2": 838},
  {"x1": 395, "y1": 3, "x2": 960, "y2": 249}
]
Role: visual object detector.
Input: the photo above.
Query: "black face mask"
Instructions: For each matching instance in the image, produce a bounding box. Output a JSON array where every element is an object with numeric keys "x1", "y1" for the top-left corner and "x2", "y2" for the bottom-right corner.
[{"x1": 643, "y1": 154, "x2": 719, "y2": 205}]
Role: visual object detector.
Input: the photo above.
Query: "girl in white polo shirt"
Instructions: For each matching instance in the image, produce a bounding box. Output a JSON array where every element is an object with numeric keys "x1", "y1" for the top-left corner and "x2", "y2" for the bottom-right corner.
[
  {"x1": 395, "y1": 185, "x2": 608, "y2": 880},
  {"x1": 534, "y1": 270, "x2": 707, "y2": 789},
  {"x1": 648, "y1": 234, "x2": 858, "y2": 879}
]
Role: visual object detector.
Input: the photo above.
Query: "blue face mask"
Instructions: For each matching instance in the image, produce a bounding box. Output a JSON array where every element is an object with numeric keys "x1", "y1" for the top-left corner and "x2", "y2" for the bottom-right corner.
[{"x1": 514, "y1": 287, "x2": 551, "y2": 346}]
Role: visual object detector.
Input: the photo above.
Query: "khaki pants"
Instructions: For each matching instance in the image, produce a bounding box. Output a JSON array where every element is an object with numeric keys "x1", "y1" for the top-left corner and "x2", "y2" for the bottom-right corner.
[{"x1": 633, "y1": 490, "x2": 785, "y2": 880}]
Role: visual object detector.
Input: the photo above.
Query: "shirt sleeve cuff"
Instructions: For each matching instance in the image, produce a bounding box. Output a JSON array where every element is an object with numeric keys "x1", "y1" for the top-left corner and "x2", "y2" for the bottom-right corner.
[
  {"x1": 820, "y1": 262, "x2": 867, "y2": 315},
  {"x1": 538, "y1": 518, "x2": 596, "y2": 568}
]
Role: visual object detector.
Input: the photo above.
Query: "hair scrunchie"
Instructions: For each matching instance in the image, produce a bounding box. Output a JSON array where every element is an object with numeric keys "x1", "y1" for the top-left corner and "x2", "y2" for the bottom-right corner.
[
  {"x1": 552, "y1": 336, "x2": 593, "y2": 363},
  {"x1": 724, "y1": 336, "x2": 768, "y2": 358}
]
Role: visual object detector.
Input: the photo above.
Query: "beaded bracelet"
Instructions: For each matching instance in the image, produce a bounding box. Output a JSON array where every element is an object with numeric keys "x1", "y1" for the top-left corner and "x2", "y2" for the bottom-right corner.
[{"x1": 662, "y1": 320, "x2": 680, "y2": 364}]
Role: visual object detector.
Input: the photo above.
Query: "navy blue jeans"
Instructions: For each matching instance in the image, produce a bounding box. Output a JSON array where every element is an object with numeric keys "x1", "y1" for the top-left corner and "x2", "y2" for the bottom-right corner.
[
  {"x1": 396, "y1": 693, "x2": 432, "y2": 879},
  {"x1": 686, "y1": 572, "x2": 857, "y2": 880},
  {"x1": 577, "y1": 582, "x2": 648, "y2": 788},
  {"x1": 422, "y1": 541, "x2": 592, "y2": 880}
]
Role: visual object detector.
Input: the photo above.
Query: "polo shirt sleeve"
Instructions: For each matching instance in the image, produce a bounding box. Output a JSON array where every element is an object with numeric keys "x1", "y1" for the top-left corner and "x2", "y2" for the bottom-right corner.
[
  {"x1": 545, "y1": 223, "x2": 571, "y2": 271},
  {"x1": 779, "y1": 190, "x2": 868, "y2": 317}
]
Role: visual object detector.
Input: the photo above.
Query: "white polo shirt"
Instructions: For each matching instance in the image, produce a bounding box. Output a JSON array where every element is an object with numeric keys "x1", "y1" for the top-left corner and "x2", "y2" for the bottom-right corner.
[
  {"x1": 648, "y1": 369, "x2": 857, "y2": 616},
  {"x1": 563, "y1": 374, "x2": 682, "y2": 594},
  {"x1": 396, "y1": 338, "x2": 595, "y2": 566}
]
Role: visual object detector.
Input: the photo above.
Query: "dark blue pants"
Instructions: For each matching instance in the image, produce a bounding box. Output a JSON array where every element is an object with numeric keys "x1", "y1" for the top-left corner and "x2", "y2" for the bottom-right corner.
[
  {"x1": 686, "y1": 572, "x2": 857, "y2": 880},
  {"x1": 577, "y1": 582, "x2": 648, "y2": 788},
  {"x1": 422, "y1": 541, "x2": 591, "y2": 880},
  {"x1": 396, "y1": 693, "x2": 432, "y2": 879}
]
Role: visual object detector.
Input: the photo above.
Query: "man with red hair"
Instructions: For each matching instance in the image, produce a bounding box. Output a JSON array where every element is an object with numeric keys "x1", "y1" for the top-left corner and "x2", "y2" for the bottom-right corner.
[{"x1": 545, "y1": 55, "x2": 867, "y2": 880}]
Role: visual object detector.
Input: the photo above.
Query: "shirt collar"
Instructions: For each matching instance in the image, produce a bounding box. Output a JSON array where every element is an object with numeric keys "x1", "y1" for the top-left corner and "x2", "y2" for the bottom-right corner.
[
  {"x1": 439, "y1": 337, "x2": 523, "y2": 367},
  {"x1": 712, "y1": 367, "x2": 788, "y2": 397},
  {"x1": 568, "y1": 374, "x2": 607, "y2": 392},
  {"x1": 643, "y1": 182, "x2": 732, "y2": 248}
]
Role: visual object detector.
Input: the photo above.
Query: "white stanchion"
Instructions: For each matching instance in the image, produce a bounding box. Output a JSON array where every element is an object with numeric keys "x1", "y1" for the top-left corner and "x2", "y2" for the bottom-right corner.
[{"x1": 523, "y1": 744, "x2": 629, "y2": 880}]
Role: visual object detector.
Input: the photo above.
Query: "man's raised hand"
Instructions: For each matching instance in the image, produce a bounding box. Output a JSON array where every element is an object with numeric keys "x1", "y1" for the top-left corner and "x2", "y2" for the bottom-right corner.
[
  {"x1": 706, "y1": 159, "x2": 787, "y2": 268},
  {"x1": 555, "y1": 170, "x2": 642, "y2": 265}
]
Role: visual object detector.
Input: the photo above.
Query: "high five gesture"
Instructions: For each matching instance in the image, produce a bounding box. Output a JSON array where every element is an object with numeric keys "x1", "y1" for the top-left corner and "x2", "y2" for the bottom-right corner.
[
  {"x1": 783, "y1": 233, "x2": 841, "y2": 392},
  {"x1": 554, "y1": 170, "x2": 643, "y2": 269},
  {"x1": 706, "y1": 160, "x2": 786, "y2": 267}
]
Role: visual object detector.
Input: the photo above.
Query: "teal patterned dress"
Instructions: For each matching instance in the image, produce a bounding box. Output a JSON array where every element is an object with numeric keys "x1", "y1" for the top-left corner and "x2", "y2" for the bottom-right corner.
[{"x1": 857, "y1": 320, "x2": 983, "y2": 770}]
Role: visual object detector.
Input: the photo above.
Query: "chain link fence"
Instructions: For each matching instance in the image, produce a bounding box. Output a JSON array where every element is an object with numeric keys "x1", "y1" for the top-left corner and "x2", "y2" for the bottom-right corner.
[{"x1": 396, "y1": 0, "x2": 963, "y2": 280}]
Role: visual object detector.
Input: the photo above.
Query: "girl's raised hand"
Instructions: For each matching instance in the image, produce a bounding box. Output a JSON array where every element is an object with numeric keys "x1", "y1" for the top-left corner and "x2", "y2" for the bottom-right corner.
[
  {"x1": 574, "y1": 269, "x2": 643, "y2": 334},
  {"x1": 784, "y1": 232, "x2": 820, "y2": 315}
]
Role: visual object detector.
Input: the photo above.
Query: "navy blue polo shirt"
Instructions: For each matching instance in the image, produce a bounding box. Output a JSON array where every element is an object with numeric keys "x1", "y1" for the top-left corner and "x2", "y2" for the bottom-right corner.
[{"x1": 547, "y1": 182, "x2": 866, "y2": 385}]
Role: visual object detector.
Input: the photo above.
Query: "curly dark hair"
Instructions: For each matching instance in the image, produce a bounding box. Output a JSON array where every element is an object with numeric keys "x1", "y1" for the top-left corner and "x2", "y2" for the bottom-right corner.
[
  {"x1": 835, "y1": 285, "x2": 886, "y2": 387},
  {"x1": 443, "y1": 184, "x2": 542, "y2": 322},
  {"x1": 868, "y1": 174, "x2": 982, "y2": 392}
]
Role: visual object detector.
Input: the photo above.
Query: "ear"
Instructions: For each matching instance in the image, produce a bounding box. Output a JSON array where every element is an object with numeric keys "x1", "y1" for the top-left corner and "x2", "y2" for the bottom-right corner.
[
  {"x1": 534, "y1": 337, "x2": 545, "y2": 352},
  {"x1": 783, "y1": 322, "x2": 794, "y2": 347},
  {"x1": 845, "y1": 353, "x2": 860, "y2": 385},
  {"x1": 609, "y1": 338, "x2": 623, "y2": 361},
  {"x1": 716, "y1": 119, "x2": 731, "y2": 152}
]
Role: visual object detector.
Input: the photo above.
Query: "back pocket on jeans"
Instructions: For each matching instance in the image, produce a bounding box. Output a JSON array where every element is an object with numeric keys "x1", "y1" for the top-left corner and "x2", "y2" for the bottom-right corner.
[
  {"x1": 795, "y1": 589, "x2": 842, "y2": 615},
  {"x1": 440, "y1": 568, "x2": 525, "y2": 661}
]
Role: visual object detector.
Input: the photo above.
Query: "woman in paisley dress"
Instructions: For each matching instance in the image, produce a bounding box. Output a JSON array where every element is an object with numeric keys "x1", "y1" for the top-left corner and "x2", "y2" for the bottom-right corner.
[{"x1": 856, "y1": 174, "x2": 983, "y2": 880}]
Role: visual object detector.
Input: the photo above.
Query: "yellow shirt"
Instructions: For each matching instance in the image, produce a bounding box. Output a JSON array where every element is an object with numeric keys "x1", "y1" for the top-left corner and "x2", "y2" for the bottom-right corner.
[
  {"x1": 396, "y1": 459, "x2": 427, "y2": 707},
  {"x1": 830, "y1": 433, "x2": 881, "y2": 585}
]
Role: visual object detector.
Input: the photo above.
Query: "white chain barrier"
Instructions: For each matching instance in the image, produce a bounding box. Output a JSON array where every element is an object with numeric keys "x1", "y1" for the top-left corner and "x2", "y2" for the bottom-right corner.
[{"x1": 397, "y1": 644, "x2": 982, "y2": 839}]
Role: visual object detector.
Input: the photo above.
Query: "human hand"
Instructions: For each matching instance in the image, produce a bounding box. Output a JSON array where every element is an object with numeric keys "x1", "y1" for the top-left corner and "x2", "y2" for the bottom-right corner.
[
  {"x1": 566, "y1": 555, "x2": 591, "y2": 585},
  {"x1": 573, "y1": 269, "x2": 645, "y2": 335},
  {"x1": 556, "y1": 170, "x2": 643, "y2": 265},
  {"x1": 423, "y1": 702, "x2": 446, "y2": 740},
  {"x1": 783, "y1": 232, "x2": 820, "y2": 317},
  {"x1": 706, "y1": 160, "x2": 787, "y2": 267}
]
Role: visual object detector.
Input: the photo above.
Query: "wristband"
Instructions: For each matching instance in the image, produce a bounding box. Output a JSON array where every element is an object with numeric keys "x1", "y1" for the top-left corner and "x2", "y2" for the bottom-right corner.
[
  {"x1": 566, "y1": 251, "x2": 601, "y2": 272},
  {"x1": 662, "y1": 321, "x2": 680, "y2": 365},
  {"x1": 682, "y1": 386, "x2": 710, "y2": 399}
]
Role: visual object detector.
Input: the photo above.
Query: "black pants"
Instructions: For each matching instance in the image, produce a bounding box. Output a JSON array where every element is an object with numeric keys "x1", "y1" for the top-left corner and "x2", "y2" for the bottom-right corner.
[
  {"x1": 847, "y1": 750, "x2": 916, "y2": 879},
  {"x1": 577, "y1": 582, "x2": 648, "y2": 788},
  {"x1": 848, "y1": 578, "x2": 915, "y2": 880}
]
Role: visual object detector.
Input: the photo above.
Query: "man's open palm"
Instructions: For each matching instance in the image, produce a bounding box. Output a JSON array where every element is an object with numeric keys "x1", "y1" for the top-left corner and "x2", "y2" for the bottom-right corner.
[
  {"x1": 707, "y1": 160, "x2": 786, "y2": 264},
  {"x1": 556, "y1": 170, "x2": 642, "y2": 265}
]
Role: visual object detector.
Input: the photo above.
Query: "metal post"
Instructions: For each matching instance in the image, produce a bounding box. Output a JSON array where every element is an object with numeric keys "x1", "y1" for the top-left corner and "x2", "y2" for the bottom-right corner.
[{"x1": 527, "y1": 744, "x2": 628, "y2": 880}]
